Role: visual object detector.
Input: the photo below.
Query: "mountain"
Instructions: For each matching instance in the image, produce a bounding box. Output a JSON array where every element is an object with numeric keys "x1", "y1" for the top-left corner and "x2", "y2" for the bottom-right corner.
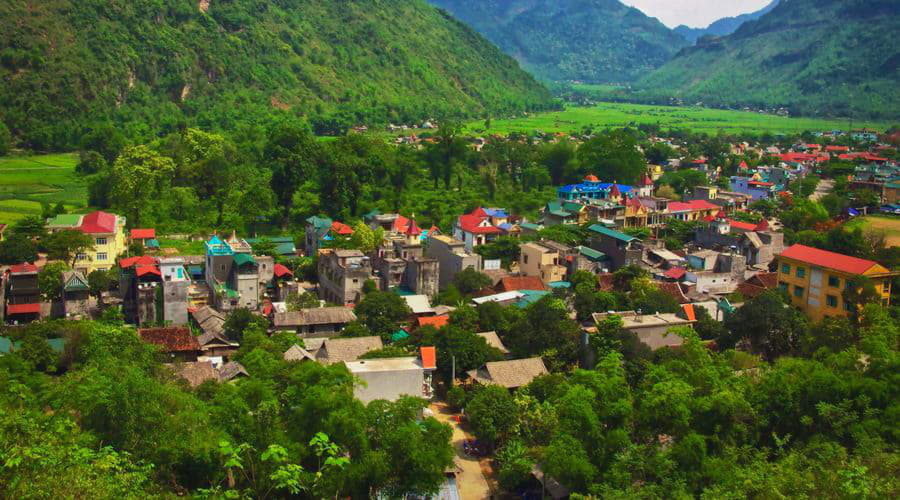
[
  {"x1": 0, "y1": 0, "x2": 554, "y2": 149},
  {"x1": 427, "y1": 0, "x2": 689, "y2": 83},
  {"x1": 674, "y1": 0, "x2": 780, "y2": 44},
  {"x1": 637, "y1": 0, "x2": 900, "y2": 119}
]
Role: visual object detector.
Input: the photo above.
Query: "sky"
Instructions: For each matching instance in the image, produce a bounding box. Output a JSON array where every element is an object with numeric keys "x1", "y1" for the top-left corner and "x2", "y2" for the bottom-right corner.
[{"x1": 619, "y1": 0, "x2": 773, "y2": 28}]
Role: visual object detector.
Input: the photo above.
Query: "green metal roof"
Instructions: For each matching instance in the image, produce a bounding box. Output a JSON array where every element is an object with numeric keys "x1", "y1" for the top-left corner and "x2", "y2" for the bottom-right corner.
[
  {"x1": 0, "y1": 337, "x2": 11, "y2": 354},
  {"x1": 520, "y1": 222, "x2": 542, "y2": 231},
  {"x1": 515, "y1": 290, "x2": 550, "y2": 308},
  {"x1": 306, "y1": 215, "x2": 332, "y2": 229},
  {"x1": 0, "y1": 337, "x2": 65, "y2": 354},
  {"x1": 563, "y1": 202, "x2": 584, "y2": 212},
  {"x1": 549, "y1": 210, "x2": 572, "y2": 218},
  {"x1": 64, "y1": 275, "x2": 89, "y2": 292},
  {"x1": 233, "y1": 253, "x2": 257, "y2": 266},
  {"x1": 391, "y1": 330, "x2": 410, "y2": 342},
  {"x1": 578, "y1": 246, "x2": 608, "y2": 261},
  {"x1": 588, "y1": 225, "x2": 637, "y2": 242},
  {"x1": 46, "y1": 213, "x2": 83, "y2": 228}
]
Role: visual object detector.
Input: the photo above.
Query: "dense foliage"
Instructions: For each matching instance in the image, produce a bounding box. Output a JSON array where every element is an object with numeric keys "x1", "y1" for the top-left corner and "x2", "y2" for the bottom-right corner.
[
  {"x1": 637, "y1": 0, "x2": 900, "y2": 119},
  {"x1": 0, "y1": 0, "x2": 555, "y2": 150},
  {"x1": 428, "y1": 0, "x2": 688, "y2": 83}
]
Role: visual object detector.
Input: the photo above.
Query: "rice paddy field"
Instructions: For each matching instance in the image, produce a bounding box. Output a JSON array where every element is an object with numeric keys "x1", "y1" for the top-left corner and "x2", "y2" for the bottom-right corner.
[
  {"x1": 465, "y1": 102, "x2": 891, "y2": 136},
  {"x1": 0, "y1": 153, "x2": 86, "y2": 224}
]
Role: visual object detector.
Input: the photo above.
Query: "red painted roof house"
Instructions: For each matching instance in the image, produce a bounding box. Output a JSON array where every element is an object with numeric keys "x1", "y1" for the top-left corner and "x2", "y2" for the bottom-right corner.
[
  {"x1": 779, "y1": 244, "x2": 885, "y2": 275},
  {"x1": 496, "y1": 276, "x2": 547, "y2": 293},
  {"x1": 78, "y1": 211, "x2": 118, "y2": 234},
  {"x1": 130, "y1": 228, "x2": 156, "y2": 240}
]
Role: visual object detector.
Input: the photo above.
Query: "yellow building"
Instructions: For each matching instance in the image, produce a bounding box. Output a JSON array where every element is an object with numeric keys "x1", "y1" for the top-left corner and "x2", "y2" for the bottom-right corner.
[
  {"x1": 776, "y1": 244, "x2": 896, "y2": 321},
  {"x1": 46, "y1": 211, "x2": 128, "y2": 274},
  {"x1": 520, "y1": 241, "x2": 567, "y2": 284}
]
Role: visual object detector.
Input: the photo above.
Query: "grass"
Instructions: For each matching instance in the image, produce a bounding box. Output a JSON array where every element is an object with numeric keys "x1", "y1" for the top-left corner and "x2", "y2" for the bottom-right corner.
[
  {"x1": 463, "y1": 102, "x2": 891, "y2": 136},
  {"x1": 845, "y1": 215, "x2": 900, "y2": 247},
  {"x1": 0, "y1": 153, "x2": 87, "y2": 225},
  {"x1": 155, "y1": 238, "x2": 207, "y2": 255}
]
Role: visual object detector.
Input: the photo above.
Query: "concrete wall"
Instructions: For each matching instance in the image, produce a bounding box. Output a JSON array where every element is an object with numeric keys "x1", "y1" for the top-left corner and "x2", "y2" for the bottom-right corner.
[
  {"x1": 163, "y1": 280, "x2": 189, "y2": 325},
  {"x1": 426, "y1": 236, "x2": 481, "y2": 291}
]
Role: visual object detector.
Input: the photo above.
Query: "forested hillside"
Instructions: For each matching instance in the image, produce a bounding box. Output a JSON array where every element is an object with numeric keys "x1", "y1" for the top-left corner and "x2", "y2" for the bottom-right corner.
[
  {"x1": 0, "y1": 0, "x2": 554, "y2": 150},
  {"x1": 638, "y1": 0, "x2": 900, "y2": 119},
  {"x1": 673, "y1": 0, "x2": 779, "y2": 44},
  {"x1": 428, "y1": 0, "x2": 688, "y2": 83}
]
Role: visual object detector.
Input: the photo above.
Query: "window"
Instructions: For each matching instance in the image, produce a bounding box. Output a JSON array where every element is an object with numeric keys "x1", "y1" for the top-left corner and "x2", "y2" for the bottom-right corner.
[
  {"x1": 793, "y1": 285, "x2": 804, "y2": 298},
  {"x1": 76, "y1": 253, "x2": 88, "y2": 261},
  {"x1": 828, "y1": 276, "x2": 840, "y2": 288},
  {"x1": 796, "y1": 267, "x2": 806, "y2": 278},
  {"x1": 95, "y1": 237, "x2": 107, "y2": 245},
  {"x1": 523, "y1": 255, "x2": 529, "y2": 264},
  {"x1": 781, "y1": 263, "x2": 791, "y2": 274},
  {"x1": 826, "y1": 295, "x2": 838, "y2": 308},
  {"x1": 96, "y1": 252, "x2": 107, "y2": 261},
  {"x1": 779, "y1": 282, "x2": 789, "y2": 293}
]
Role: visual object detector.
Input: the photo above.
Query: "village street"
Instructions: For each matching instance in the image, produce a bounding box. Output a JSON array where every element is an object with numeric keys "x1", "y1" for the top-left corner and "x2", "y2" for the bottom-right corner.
[{"x1": 430, "y1": 402, "x2": 494, "y2": 499}]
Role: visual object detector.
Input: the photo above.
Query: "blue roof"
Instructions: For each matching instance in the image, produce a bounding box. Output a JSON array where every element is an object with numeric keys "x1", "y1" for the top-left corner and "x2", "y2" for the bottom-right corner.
[
  {"x1": 484, "y1": 208, "x2": 509, "y2": 218},
  {"x1": 549, "y1": 281, "x2": 571, "y2": 289},
  {"x1": 206, "y1": 235, "x2": 234, "y2": 256},
  {"x1": 146, "y1": 238, "x2": 160, "y2": 248},
  {"x1": 558, "y1": 182, "x2": 633, "y2": 196},
  {"x1": 498, "y1": 223, "x2": 514, "y2": 231}
]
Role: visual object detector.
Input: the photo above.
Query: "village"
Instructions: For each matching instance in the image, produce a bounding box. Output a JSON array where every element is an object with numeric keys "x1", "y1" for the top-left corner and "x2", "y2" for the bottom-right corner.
[{"x1": 1, "y1": 126, "x2": 899, "y2": 498}]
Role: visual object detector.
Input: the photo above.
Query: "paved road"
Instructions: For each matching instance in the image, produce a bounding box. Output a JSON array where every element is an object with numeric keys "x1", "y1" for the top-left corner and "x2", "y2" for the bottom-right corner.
[
  {"x1": 809, "y1": 178, "x2": 834, "y2": 201},
  {"x1": 430, "y1": 402, "x2": 493, "y2": 500}
]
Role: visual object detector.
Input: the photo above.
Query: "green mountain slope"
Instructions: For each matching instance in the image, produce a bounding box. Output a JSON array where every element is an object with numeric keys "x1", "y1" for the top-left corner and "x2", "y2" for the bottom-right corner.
[
  {"x1": 0, "y1": 0, "x2": 554, "y2": 149},
  {"x1": 637, "y1": 0, "x2": 900, "y2": 119},
  {"x1": 427, "y1": 0, "x2": 688, "y2": 83}
]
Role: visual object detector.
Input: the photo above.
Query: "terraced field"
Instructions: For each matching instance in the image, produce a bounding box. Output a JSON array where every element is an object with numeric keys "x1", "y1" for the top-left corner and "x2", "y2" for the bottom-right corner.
[{"x1": 0, "y1": 153, "x2": 86, "y2": 224}]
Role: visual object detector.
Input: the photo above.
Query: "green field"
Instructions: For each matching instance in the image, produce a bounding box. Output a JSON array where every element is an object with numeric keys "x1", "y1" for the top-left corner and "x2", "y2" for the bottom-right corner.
[
  {"x1": 0, "y1": 153, "x2": 87, "y2": 224},
  {"x1": 465, "y1": 102, "x2": 890, "y2": 136},
  {"x1": 845, "y1": 215, "x2": 900, "y2": 247}
]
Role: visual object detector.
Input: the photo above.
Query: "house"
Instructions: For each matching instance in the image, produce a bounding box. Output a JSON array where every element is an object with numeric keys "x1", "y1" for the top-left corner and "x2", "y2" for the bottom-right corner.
[
  {"x1": 119, "y1": 255, "x2": 162, "y2": 325},
  {"x1": 345, "y1": 356, "x2": 433, "y2": 404},
  {"x1": 402, "y1": 295, "x2": 435, "y2": 316},
  {"x1": 425, "y1": 234, "x2": 482, "y2": 291},
  {"x1": 218, "y1": 361, "x2": 250, "y2": 382},
  {"x1": 694, "y1": 215, "x2": 784, "y2": 268},
  {"x1": 130, "y1": 228, "x2": 157, "y2": 250},
  {"x1": 557, "y1": 176, "x2": 634, "y2": 202},
  {"x1": 466, "y1": 358, "x2": 548, "y2": 389},
  {"x1": 317, "y1": 249, "x2": 372, "y2": 305},
  {"x1": 246, "y1": 236, "x2": 297, "y2": 257},
  {"x1": 477, "y1": 331, "x2": 510, "y2": 356},
  {"x1": 283, "y1": 344, "x2": 317, "y2": 363},
  {"x1": 453, "y1": 208, "x2": 504, "y2": 253},
  {"x1": 472, "y1": 291, "x2": 527, "y2": 307},
  {"x1": 138, "y1": 327, "x2": 203, "y2": 362},
  {"x1": 776, "y1": 245, "x2": 897, "y2": 321},
  {"x1": 159, "y1": 257, "x2": 190, "y2": 326},
  {"x1": 46, "y1": 211, "x2": 127, "y2": 274},
  {"x1": 192, "y1": 305, "x2": 226, "y2": 337},
  {"x1": 417, "y1": 315, "x2": 450, "y2": 329},
  {"x1": 730, "y1": 177, "x2": 774, "y2": 201},
  {"x1": 315, "y1": 336, "x2": 384, "y2": 364},
  {"x1": 542, "y1": 200, "x2": 588, "y2": 226},
  {"x1": 272, "y1": 306, "x2": 357, "y2": 337},
  {"x1": 4, "y1": 263, "x2": 42, "y2": 324},
  {"x1": 196, "y1": 330, "x2": 239, "y2": 359},
  {"x1": 61, "y1": 271, "x2": 90, "y2": 318},
  {"x1": 587, "y1": 225, "x2": 642, "y2": 270},
  {"x1": 684, "y1": 250, "x2": 746, "y2": 294},
  {"x1": 737, "y1": 272, "x2": 778, "y2": 299},
  {"x1": 204, "y1": 234, "x2": 261, "y2": 311},
  {"x1": 495, "y1": 276, "x2": 547, "y2": 293},
  {"x1": 666, "y1": 199, "x2": 721, "y2": 222},
  {"x1": 593, "y1": 304, "x2": 697, "y2": 351},
  {"x1": 304, "y1": 216, "x2": 333, "y2": 256},
  {"x1": 372, "y1": 219, "x2": 439, "y2": 297},
  {"x1": 622, "y1": 196, "x2": 649, "y2": 228},
  {"x1": 520, "y1": 242, "x2": 567, "y2": 285}
]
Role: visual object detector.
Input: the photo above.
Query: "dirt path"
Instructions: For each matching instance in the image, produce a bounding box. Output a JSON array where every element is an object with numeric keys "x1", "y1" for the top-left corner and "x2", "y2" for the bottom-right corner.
[
  {"x1": 809, "y1": 178, "x2": 834, "y2": 201},
  {"x1": 430, "y1": 402, "x2": 493, "y2": 500}
]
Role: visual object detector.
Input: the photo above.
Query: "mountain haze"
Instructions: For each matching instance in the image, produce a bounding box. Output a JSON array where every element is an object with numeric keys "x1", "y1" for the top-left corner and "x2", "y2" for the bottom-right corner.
[
  {"x1": 0, "y1": 0, "x2": 554, "y2": 149},
  {"x1": 674, "y1": 0, "x2": 780, "y2": 44},
  {"x1": 638, "y1": 0, "x2": 900, "y2": 119},
  {"x1": 428, "y1": 0, "x2": 689, "y2": 83}
]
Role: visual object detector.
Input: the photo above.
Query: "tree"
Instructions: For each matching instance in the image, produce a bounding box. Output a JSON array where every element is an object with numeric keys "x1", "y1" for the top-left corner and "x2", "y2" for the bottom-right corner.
[
  {"x1": 251, "y1": 237, "x2": 278, "y2": 257},
  {"x1": 265, "y1": 120, "x2": 320, "y2": 228},
  {"x1": 87, "y1": 269, "x2": 113, "y2": 299},
  {"x1": 286, "y1": 291, "x2": 320, "y2": 311},
  {"x1": 222, "y1": 308, "x2": 270, "y2": 343},
  {"x1": 38, "y1": 261, "x2": 68, "y2": 301},
  {"x1": 80, "y1": 123, "x2": 126, "y2": 164},
  {"x1": 109, "y1": 146, "x2": 176, "y2": 228},
  {"x1": 0, "y1": 233, "x2": 38, "y2": 264},
  {"x1": 540, "y1": 140, "x2": 578, "y2": 184},
  {"x1": 425, "y1": 121, "x2": 468, "y2": 189},
  {"x1": 10, "y1": 215, "x2": 48, "y2": 240},
  {"x1": 541, "y1": 434, "x2": 597, "y2": 493},
  {"x1": 354, "y1": 291, "x2": 412, "y2": 337},
  {"x1": 427, "y1": 326, "x2": 503, "y2": 379},
  {"x1": 466, "y1": 385, "x2": 518, "y2": 447},
  {"x1": 44, "y1": 229, "x2": 95, "y2": 267},
  {"x1": 574, "y1": 282, "x2": 617, "y2": 322},
  {"x1": 723, "y1": 290, "x2": 808, "y2": 360},
  {"x1": 349, "y1": 222, "x2": 382, "y2": 253},
  {"x1": 452, "y1": 267, "x2": 492, "y2": 296},
  {"x1": 843, "y1": 275, "x2": 881, "y2": 322},
  {"x1": 0, "y1": 120, "x2": 11, "y2": 155},
  {"x1": 578, "y1": 130, "x2": 645, "y2": 185},
  {"x1": 474, "y1": 236, "x2": 521, "y2": 269},
  {"x1": 655, "y1": 184, "x2": 679, "y2": 200}
]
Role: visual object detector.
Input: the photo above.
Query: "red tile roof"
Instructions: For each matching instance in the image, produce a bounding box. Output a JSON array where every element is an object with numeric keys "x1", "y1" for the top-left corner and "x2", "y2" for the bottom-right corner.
[
  {"x1": 755, "y1": 218, "x2": 769, "y2": 231},
  {"x1": 668, "y1": 200, "x2": 720, "y2": 212},
  {"x1": 7, "y1": 303, "x2": 41, "y2": 315},
  {"x1": 138, "y1": 327, "x2": 201, "y2": 352},
  {"x1": 391, "y1": 215, "x2": 411, "y2": 233},
  {"x1": 130, "y1": 228, "x2": 156, "y2": 239},
  {"x1": 780, "y1": 244, "x2": 881, "y2": 275},
  {"x1": 9, "y1": 263, "x2": 39, "y2": 274},
  {"x1": 469, "y1": 207, "x2": 490, "y2": 218},
  {"x1": 405, "y1": 218, "x2": 423, "y2": 236},
  {"x1": 657, "y1": 282, "x2": 689, "y2": 304},
  {"x1": 119, "y1": 255, "x2": 158, "y2": 269},
  {"x1": 748, "y1": 180, "x2": 774, "y2": 187},
  {"x1": 330, "y1": 221, "x2": 354, "y2": 235},
  {"x1": 420, "y1": 346, "x2": 437, "y2": 370},
  {"x1": 728, "y1": 219, "x2": 758, "y2": 231},
  {"x1": 642, "y1": 174, "x2": 654, "y2": 186},
  {"x1": 135, "y1": 265, "x2": 161, "y2": 277},
  {"x1": 458, "y1": 214, "x2": 502, "y2": 234},
  {"x1": 417, "y1": 315, "x2": 450, "y2": 329},
  {"x1": 664, "y1": 267, "x2": 686, "y2": 280},
  {"x1": 825, "y1": 145, "x2": 849, "y2": 152},
  {"x1": 496, "y1": 276, "x2": 547, "y2": 292},
  {"x1": 737, "y1": 272, "x2": 779, "y2": 299},
  {"x1": 78, "y1": 211, "x2": 118, "y2": 234},
  {"x1": 273, "y1": 263, "x2": 293, "y2": 278}
]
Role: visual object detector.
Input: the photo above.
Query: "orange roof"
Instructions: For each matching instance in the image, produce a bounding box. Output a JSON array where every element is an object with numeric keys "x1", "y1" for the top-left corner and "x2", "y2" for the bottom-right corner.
[
  {"x1": 681, "y1": 304, "x2": 696, "y2": 322},
  {"x1": 420, "y1": 346, "x2": 437, "y2": 370},
  {"x1": 417, "y1": 315, "x2": 450, "y2": 329},
  {"x1": 496, "y1": 276, "x2": 546, "y2": 292},
  {"x1": 130, "y1": 228, "x2": 156, "y2": 239},
  {"x1": 330, "y1": 221, "x2": 354, "y2": 235},
  {"x1": 780, "y1": 244, "x2": 882, "y2": 275}
]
